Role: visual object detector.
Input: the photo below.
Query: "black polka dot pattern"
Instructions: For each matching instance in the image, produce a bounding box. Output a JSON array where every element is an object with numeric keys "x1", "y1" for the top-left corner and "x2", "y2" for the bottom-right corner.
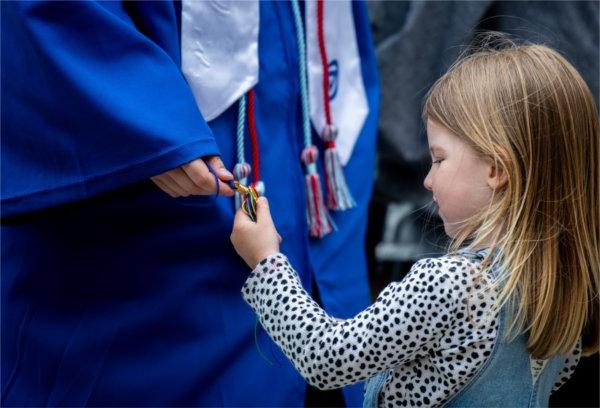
[
  {"x1": 242, "y1": 253, "x2": 579, "y2": 407},
  {"x1": 552, "y1": 340, "x2": 581, "y2": 392}
]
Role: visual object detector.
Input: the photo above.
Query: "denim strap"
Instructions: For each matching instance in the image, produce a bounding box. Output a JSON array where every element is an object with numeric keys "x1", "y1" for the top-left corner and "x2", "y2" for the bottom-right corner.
[{"x1": 363, "y1": 370, "x2": 392, "y2": 408}]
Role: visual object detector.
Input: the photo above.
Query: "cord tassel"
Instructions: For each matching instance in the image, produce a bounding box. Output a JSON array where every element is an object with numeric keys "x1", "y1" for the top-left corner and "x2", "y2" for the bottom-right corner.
[
  {"x1": 321, "y1": 125, "x2": 356, "y2": 210},
  {"x1": 302, "y1": 146, "x2": 335, "y2": 238},
  {"x1": 291, "y1": 0, "x2": 333, "y2": 238},
  {"x1": 314, "y1": 1, "x2": 356, "y2": 211}
]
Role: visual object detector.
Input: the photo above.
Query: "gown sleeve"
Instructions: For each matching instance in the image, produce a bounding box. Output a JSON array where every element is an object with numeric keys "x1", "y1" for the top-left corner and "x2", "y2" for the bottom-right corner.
[{"x1": 1, "y1": 1, "x2": 219, "y2": 216}]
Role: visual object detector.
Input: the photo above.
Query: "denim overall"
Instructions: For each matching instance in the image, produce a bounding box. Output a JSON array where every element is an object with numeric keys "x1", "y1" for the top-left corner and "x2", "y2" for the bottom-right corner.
[{"x1": 363, "y1": 249, "x2": 566, "y2": 408}]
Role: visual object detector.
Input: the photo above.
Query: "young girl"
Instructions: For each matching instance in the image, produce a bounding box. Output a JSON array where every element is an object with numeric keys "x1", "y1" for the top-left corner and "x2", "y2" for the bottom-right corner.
[{"x1": 231, "y1": 40, "x2": 599, "y2": 407}]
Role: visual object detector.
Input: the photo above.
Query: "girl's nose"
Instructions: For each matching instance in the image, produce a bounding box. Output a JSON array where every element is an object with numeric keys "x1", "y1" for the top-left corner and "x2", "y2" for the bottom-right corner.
[{"x1": 423, "y1": 171, "x2": 433, "y2": 191}]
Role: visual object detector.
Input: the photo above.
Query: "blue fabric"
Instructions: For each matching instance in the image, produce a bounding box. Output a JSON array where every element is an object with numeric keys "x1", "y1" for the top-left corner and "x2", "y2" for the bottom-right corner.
[{"x1": 1, "y1": 1, "x2": 378, "y2": 406}]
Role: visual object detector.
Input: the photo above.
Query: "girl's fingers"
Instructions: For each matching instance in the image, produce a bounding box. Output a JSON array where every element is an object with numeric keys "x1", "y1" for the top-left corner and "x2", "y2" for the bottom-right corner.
[
  {"x1": 233, "y1": 207, "x2": 249, "y2": 224},
  {"x1": 232, "y1": 208, "x2": 254, "y2": 235},
  {"x1": 256, "y1": 197, "x2": 274, "y2": 225}
]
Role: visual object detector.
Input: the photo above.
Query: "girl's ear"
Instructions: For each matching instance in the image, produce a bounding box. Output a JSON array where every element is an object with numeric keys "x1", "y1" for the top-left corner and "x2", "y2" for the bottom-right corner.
[{"x1": 486, "y1": 162, "x2": 508, "y2": 191}]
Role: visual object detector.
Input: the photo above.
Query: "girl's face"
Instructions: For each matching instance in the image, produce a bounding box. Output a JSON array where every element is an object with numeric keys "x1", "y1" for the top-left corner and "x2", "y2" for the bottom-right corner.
[{"x1": 424, "y1": 120, "x2": 494, "y2": 238}]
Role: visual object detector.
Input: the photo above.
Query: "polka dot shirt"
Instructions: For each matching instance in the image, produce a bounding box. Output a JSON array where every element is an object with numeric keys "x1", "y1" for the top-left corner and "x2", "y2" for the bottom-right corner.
[{"x1": 242, "y1": 253, "x2": 579, "y2": 407}]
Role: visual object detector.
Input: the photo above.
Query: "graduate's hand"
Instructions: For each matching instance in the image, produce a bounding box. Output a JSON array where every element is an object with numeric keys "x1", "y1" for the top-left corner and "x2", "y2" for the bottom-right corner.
[
  {"x1": 151, "y1": 156, "x2": 235, "y2": 197},
  {"x1": 231, "y1": 197, "x2": 282, "y2": 269}
]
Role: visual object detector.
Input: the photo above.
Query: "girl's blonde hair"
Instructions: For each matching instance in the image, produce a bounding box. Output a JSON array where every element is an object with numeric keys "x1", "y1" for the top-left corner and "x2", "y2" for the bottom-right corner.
[{"x1": 424, "y1": 34, "x2": 599, "y2": 359}]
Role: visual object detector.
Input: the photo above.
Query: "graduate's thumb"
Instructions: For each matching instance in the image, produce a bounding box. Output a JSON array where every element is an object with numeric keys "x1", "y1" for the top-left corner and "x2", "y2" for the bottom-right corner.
[
  {"x1": 205, "y1": 155, "x2": 233, "y2": 180},
  {"x1": 256, "y1": 197, "x2": 273, "y2": 225}
]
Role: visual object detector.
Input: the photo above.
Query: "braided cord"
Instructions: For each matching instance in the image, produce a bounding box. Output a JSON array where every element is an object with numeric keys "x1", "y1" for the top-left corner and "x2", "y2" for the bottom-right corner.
[
  {"x1": 316, "y1": 0, "x2": 332, "y2": 126},
  {"x1": 247, "y1": 89, "x2": 261, "y2": 185},
  {"x1": 290, "y1": 0, "x2": 314, "y2": 169},
  {"x1": 236, "y1": 94, "x2": 247, "y2": 164}
]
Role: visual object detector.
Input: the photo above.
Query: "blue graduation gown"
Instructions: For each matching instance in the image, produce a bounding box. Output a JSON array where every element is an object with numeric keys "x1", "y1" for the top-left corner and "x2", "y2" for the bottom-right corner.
[{"x1": 1, "y1": 1, "x2": 379, "y2": 406}]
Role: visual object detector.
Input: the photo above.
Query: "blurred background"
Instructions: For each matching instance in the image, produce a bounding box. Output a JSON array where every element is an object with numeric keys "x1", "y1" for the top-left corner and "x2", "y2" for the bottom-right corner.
[{"x1": 364, "y1": 1, "x2": 599, "y2": 407}]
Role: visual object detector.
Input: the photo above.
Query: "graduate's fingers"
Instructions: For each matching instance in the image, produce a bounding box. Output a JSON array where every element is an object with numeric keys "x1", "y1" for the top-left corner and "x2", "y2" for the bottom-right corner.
[
  {"x1": 205, "y1": 155, "x2": 234, "y2": 181},
  {"x1": 204, "y1": 156, "x2": 235, "y2": 196},
  {"x1": 151, "y1": 176, "x2": 180, "y2": 197},
  {"x1": 162, "y1": 172, "x2": 191, "y2": 197},
  {"x1": 181, "y1": 159, "x2": 217, "y2": 194},
  {"x1": 217, "y1": 179, "x2": 235, "y2": 196},
  {"x1": 181, "y1": 158, "x2": 233, "y2": 196},
  {"x1": 168, "y1": 167, "x2": 204, "y2": 195}
]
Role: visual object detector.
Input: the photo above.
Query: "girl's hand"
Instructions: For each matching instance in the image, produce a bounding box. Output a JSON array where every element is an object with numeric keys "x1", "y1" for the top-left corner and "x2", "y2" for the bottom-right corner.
[{"x1": 231, "y1": 197, "x2": 282, "y2": 269}]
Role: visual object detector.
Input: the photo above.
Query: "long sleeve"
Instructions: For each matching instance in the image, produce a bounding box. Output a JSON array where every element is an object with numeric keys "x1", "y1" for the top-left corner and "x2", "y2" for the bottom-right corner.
[
  {"x1": 242, "y1": 253, "x2": 474, "y2": 390},
  {"x1": 551, "y1": 340, "x2": 581, "y2": 393},
  {"x1": 1, "y1": 1, "x2": 218, "y2": 216}
]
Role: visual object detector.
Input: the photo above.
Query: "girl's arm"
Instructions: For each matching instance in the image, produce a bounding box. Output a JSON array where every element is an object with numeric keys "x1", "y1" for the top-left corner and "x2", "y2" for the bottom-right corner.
[
  {"x1": 242, "y1": 252, "x2": 469, "y2": 390},
  {"x1": 231, "y1": 197, "x2": 489, "y2": 390},
  {"x1": 242, "y1": 254, "x2": 466, "y2": 389}
]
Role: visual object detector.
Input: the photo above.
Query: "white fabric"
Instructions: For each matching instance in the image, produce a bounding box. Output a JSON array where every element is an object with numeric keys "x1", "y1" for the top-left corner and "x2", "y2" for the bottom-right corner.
[
  {"x1": 530, "y1": 358, "x2": 548, "y2": 384},
  {"x1": 181, "y1": 0, "x2": 259, "y2": 121},
  {"x1": 306, "y1": 0, "x2": 369, "y2": 165}
]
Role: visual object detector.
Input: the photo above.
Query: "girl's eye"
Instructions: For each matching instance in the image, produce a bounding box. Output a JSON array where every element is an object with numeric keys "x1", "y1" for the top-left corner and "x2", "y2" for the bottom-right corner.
[{"x1": 432, "y1": 159, "x2": 444, "y2": 164}]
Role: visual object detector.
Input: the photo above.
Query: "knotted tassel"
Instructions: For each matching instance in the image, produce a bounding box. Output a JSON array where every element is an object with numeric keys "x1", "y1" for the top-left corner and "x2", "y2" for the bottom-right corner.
[
  {"x1": 320, "y1": 124, "x2": 356, "y2": 210},
  {"x1": 233, "y1": 162, "x2": 252, "y2": 210},
  {"x1": 301, "y1": 146, "x2": 335, "y2": 238}
]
